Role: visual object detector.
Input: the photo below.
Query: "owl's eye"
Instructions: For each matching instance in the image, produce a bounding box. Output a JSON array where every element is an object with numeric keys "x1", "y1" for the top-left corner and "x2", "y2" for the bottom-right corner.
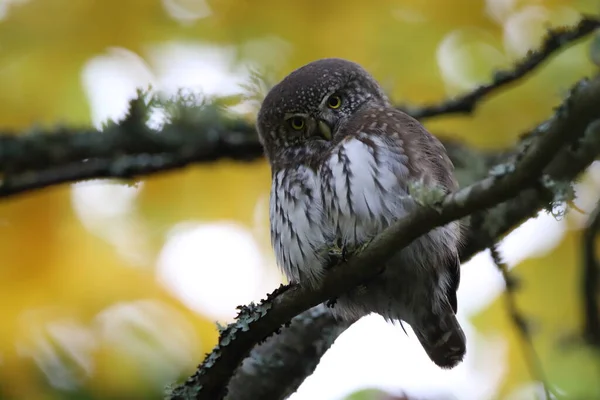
[
  {"x1": 327, "y1": 95, "x2": 342, "y2": 109},
  {"x1": 289, "y1": 116, "x2": 305, "y2": 130}
]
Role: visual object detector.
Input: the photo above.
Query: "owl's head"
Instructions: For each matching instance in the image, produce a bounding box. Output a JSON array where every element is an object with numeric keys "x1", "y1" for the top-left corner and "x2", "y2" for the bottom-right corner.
[{"x1": 256, "y1": 58, "x2": 389, "y2": 165}]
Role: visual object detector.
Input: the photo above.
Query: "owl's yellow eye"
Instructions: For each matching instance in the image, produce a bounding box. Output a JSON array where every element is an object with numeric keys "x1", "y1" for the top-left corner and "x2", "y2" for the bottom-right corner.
[
  {"x1": 289, "y1": 116, "x2": 305, "y2": 130},
  {"x1": 327, "y1": 95, "x2": 342, "y2": 109}
]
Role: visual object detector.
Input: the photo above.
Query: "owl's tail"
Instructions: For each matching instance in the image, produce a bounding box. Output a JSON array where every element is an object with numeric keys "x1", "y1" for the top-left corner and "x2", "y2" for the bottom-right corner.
[{"x1": 412, "y1": 307, "x2": 466, "y2": 369}]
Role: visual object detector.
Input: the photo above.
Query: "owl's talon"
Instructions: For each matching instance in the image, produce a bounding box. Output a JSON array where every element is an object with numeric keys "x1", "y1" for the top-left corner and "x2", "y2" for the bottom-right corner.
[
  {"x1": 326, "y1": 298, "x2": 337, "y2": 308},
  {"x1": 341, "y1": 245, "x2": 348, "y2": 261},
  {"x1": 328, "y1": 238, "x2": 372, "y2": 264},
  {"x1": 328, "y1": 238, "x2": 349, "y2": 262},
  {"x1": 356, "y1": 238, "x2": 373, "y2": 254}
]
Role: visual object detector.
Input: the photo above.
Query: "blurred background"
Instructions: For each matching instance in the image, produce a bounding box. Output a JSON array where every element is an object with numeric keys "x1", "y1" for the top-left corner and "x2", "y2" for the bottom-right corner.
[{"x1": 1, "y1": 0, "x2": 600, "y2": 399}]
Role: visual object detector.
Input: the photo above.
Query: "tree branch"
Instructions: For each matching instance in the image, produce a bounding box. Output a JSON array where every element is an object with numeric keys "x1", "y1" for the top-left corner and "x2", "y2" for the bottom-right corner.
[
  {"x1": 0, "y1": 101, "x2": 263, "y2": 198},
  {"x1": 168, "y1": 74, "x2": 600, "y2": 400},
  {"x1": 403, "y1": 16, "x2": 600, "y2": 120},
  {"x1": 222, "y1": 305, "x2": 354, "y2": 400}
]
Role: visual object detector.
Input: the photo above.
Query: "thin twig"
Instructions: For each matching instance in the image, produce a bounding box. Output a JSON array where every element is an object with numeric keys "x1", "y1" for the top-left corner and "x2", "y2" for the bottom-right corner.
[
  {"x1": 583, "y1": 200, "x2": 600, "y2": 346},
  {"x1": 404, "y1": 17, "x2": 600, "y2": 120},
  {"x1": 490, "y1": 246, "x2": 554, "y2": 400}
]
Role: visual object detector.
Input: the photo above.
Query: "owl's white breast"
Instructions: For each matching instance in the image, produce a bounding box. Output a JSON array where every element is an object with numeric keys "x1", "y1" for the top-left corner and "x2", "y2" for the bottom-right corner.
[
  {"x1": 271, "y1": 136, "x2": 414, "y2": 287},
  {"x1": 322, "y1": 135, "x2": 411, "y2": 245}
]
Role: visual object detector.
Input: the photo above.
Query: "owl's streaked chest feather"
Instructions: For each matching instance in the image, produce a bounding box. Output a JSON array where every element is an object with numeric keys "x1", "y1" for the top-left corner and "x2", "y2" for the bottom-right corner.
[
  {"x1": 270, "y1": 135, "x2": 412, "y2": 286},
  {"x1": 270, "y1": 164, "x2": 328, "y2": 284}
]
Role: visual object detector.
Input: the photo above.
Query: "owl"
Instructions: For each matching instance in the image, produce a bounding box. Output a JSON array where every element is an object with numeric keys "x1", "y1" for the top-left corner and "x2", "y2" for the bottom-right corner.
[{"x1": 256, "y1": 58, "x2": 466, "y2": 369}]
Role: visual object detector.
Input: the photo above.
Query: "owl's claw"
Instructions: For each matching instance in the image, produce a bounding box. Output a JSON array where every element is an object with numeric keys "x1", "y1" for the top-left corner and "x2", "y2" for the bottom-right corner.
[
  {"x1": 341, "y1": 243, "x2": 350, "y2": 261},
  {"x1": 328, "y1": 238, "x2": 349, "y2": 263},
  {"x1": 326, "y1": 298, "x2": 337, "y2": 308},
  {"x1": 328, "y1": 238, "x2": 373, "y2": 264},
  {"x1": 356, "y1": 238, "x2": 373, "y2": 254}
]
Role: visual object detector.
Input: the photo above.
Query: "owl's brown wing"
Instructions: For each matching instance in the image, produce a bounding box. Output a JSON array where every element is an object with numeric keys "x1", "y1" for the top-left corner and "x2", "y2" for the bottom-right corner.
[
  {"x1": 345, "y1": 106, "x2": 461, "y2": 313},
  {"x1": 389, "y1": 108, "x2": 461, "y2": 313},
  {"x1": 388, "y1": 109, "x2": 458, "y2": 193}
]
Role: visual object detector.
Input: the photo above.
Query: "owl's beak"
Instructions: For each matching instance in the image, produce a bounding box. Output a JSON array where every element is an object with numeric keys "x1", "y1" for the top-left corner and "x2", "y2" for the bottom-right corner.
[{"x1": 317, "y1": 119, "x2": 332, "y2": 141}]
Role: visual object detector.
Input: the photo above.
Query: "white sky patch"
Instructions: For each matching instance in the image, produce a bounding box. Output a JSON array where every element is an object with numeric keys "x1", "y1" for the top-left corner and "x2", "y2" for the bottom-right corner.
[
  {"x1": 156, "y1": 222, "x2": 265, "y2": 321},
  {"x1": 458, "y1": 211, "x2": 565, "y2": 318},
  {"x1": 71, "y1": 180, "x2": 140, "y2": 219},
  {"x1": 70, "y1": 181, "x2": 151, "y2": 267},
  {"x1": 498, "y1": 210, "x2": 566, "y2": 268},
  {"x1": 457, "y1": 251, "x2": 505, "y2": 317},
  {"x1": 502, "y1": 6, "x2": 580, "y2": 58},
  {"x1": 436, "y1": 27, "x2": 507, "y2": 94},
  {"x1": 144, "y1": 42, "x2": 250, "y2": 98},
  {"x1": 81, "y1": 43, "x2": 252, "y2": 130},
  {"x1": 570, "y1": 162, "x2": 600, "y2": 229},
  {"x1": 81, "y1": 47, "x2": 157, "y2": 128},
  {"x1": 485, "y1": 0, "x2": 518, "y2": 24},
  {"x1": 0, "y1": 0, "x2": 29, "y2": 21},
  {"x1": 290, "y1": 314, "x2": 505, "y2": 400}
]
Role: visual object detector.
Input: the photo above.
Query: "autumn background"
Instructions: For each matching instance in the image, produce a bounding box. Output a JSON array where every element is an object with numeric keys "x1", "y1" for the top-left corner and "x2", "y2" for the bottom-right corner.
[{"x1": 1, "y1": 0, "x2": 599, "y2": 399}]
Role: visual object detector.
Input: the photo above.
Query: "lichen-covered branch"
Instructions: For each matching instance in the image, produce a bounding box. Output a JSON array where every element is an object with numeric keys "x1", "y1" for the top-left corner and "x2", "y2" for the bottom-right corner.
[
  {"x1": 223, "y1": 305, "x2": 355, "y2": 400},
  {"x1": 460, "y1": 118, "x2": 600, "y2": 260},
  {"x1": 0, "y1": 98, "x2": 263, "y2": 198},
  {"x1": 168, "y1": 74, "x2": 600, "y2": 400}
]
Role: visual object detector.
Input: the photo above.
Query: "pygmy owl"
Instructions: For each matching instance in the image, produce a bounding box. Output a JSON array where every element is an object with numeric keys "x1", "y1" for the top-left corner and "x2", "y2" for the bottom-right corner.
[{"x1": 256, "y1": 58, "x2": 466, "y2": 369}]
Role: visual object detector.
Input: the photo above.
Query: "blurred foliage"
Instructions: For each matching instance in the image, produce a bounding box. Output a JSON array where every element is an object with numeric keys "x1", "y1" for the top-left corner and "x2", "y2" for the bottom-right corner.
[
  {"x1": 472, "y1": 230, "x2": 600, "y2": 399},
  {"x1": 0, "y1": 0, "x2": 599, "y2": 399}
]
